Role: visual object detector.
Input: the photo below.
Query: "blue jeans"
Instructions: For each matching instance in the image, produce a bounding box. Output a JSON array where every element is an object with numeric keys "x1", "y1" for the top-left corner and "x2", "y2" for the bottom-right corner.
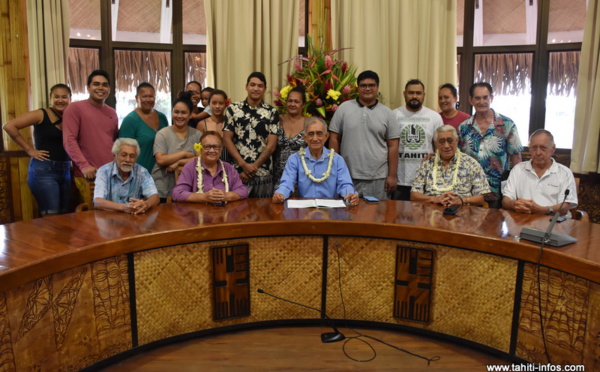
[{"x1": 28, "y1": 158, "x2": 72, "y2": 215}]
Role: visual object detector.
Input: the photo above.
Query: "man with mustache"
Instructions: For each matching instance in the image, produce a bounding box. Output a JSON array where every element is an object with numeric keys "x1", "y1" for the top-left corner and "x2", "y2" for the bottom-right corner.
[
  {"x1": 393, "y1": 79, "x2": 443, "y2": 201},
  {"x1": 63, "y1": 70, "x2": 119, "y2": 207},
  {"x1": 329, "y1": 70, "x2": 399, "y2": 200},
  {"x1": 457, "y1": 82, "x2": 523, "y2": 208},
  {"x1": 93, "y1": 138, "x2": 159, "y2": 214}
]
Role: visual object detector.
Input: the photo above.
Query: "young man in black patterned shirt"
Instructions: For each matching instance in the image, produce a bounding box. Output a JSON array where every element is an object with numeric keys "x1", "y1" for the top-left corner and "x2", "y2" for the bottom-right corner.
[{"x1": 223, "y1": 72, "x2": 279, "y2": 198}]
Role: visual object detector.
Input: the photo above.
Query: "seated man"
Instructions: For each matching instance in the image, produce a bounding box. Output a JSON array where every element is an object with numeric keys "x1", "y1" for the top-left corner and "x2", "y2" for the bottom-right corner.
[
  {"x1": 411, "y1": 125, "x2": 490, "y2": 207},
  {"x1": 94, "y1": 138, "x2": 159, "y2": 213},
  {"x1": 272, "y1": 117, "x2": 359, "y2": 205},
  {"x1": 502, "y1": 129, "x2": 577, "y2": 215},
  {"x1": 172, "y1": 131, "x2": 247, "y2": 204}
]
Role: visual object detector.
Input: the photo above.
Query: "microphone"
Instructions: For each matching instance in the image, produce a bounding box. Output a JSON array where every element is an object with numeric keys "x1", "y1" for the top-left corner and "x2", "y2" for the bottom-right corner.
[
  {"x1": 543, "y1": 189, "x2": 570, "y2": 242},
  {"x1": 257, "y1": 288, "x2": 345, "y2": 343},
  {"x1": 520, "y1": 189, "x2": 577, "y2": 247}
]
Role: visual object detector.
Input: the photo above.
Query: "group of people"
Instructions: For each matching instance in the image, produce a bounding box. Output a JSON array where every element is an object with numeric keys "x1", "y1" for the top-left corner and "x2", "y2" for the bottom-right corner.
[{"x1": 2, "y1": 68, "x2": 577, "y2": 218}]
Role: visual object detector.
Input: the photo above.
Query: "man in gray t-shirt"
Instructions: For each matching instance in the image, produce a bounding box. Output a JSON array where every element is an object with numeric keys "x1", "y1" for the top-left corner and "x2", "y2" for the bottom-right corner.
[{"x1": 329, "y1": 70, "x2": 400, "y2": 200}]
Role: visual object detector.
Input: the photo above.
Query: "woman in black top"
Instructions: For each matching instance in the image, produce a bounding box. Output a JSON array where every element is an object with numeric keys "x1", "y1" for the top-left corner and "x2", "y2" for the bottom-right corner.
[{"x1": 2, "y1": 84, "x2": 72, "y2": 216}]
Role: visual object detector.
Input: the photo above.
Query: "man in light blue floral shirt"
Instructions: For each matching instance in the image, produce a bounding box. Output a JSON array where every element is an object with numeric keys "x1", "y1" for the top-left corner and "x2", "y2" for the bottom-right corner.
[
  {"x1": 223, "y1": 72, "x2": 279, "y2": 198},
  {"x1": 412, "y1": 125, "x2": 490, "y2": 207},
  {"x1": 457, "y1": 82, "x2": 523, "y2": 208},
  {"x1": 94, "y1": 138, "x2": 159, "y2": 214}
]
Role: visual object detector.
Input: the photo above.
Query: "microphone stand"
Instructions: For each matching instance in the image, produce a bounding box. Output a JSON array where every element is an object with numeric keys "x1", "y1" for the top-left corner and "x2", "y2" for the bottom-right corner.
[
  {"x1": 257, "y1": 288, "x2": 345, "y2": 343},
  {"x1": 542, "y1": 190, "x2": 569, "y2": 244},
  {"x1": 519, "y1": 189, "x2": 577, "y2": 247}
]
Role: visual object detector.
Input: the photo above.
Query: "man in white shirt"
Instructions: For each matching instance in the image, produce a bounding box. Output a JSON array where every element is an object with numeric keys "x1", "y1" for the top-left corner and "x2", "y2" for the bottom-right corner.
[
  {"x1": 393, "y1": 79, "x2": 443, "y2": 200},
  {"x1": 502, "y1": 129, "x2": 577, "y2": 215}
]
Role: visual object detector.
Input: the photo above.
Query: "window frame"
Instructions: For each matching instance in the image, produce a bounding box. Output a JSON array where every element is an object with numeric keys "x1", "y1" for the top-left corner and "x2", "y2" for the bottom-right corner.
[{"x1": 458, "y1": 0, "x2": 583, "y2": 150}]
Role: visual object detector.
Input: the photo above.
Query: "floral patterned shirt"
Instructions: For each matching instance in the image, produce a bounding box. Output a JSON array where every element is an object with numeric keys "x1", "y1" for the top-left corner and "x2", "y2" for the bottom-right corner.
[
  {"x1": 412, "y1": 150, "x2": 491, "y2": 197},
  {"x1": 457, "y1": 110, "x2": 523, "y2": 195},
  {"x1": 224, "y1": 99, "x2": 279, "y2": 177},
  {"x1": 273, "y1": 125, "x2": 306, "y2": 187}
]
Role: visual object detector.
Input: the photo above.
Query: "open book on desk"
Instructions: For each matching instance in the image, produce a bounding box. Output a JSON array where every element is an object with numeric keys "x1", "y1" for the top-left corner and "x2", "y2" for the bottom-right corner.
[{"x1": 287, "y1": 199, "x2": 347, "y2": 209}]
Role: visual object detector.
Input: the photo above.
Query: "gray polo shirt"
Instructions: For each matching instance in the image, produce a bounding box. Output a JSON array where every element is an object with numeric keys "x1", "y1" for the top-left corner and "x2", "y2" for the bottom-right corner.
[{"x1": 329, "y1": 99, "x2": 399, "y2": 180}]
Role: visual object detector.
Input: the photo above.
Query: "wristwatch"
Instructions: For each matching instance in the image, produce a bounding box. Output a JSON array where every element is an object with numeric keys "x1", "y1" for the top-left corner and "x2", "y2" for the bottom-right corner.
[{"x1": 547, "y1": 206, "x2": 554, "y2": 215}]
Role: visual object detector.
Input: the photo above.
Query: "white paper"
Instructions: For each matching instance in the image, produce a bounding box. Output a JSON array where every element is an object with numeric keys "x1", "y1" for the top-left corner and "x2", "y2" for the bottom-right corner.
[{"x1": 287, "y1": 199, "x2": 347, "y2": 209}]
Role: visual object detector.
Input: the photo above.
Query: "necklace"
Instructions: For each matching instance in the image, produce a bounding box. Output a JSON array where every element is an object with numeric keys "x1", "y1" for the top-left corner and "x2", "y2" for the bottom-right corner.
[
  {"x1": 299, "y1": 147, "x2": 335, "y2": 183},
  {"x1": 196, "y1": 158, "x2": 229, "y2": 194},
  {"x1": 431, "y1": 150, "x2": 461, "y2": 193}
]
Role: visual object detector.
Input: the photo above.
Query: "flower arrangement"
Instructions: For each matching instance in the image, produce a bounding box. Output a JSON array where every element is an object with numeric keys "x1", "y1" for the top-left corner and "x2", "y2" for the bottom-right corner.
[{"x1": 274, "y1": 35, "x2": 359, "y2": 121}]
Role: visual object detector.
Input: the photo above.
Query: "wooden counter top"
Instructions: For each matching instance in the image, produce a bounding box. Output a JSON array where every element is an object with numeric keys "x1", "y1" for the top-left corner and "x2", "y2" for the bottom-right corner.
[{"x1": 1, "y1": 199, "x2": 599, "y2": 292}]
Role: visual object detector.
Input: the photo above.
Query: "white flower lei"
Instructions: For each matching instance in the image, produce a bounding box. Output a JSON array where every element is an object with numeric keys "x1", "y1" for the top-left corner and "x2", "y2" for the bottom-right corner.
[
  {"x1": 432, "y1": 149, "x2": 462, "y2": 193},
  {"x1": 196, "y1": 158, "x2": 229, "y2": 193},
  {"x1": 299, "y1": 147, "x2": 335, "y2": 183}
]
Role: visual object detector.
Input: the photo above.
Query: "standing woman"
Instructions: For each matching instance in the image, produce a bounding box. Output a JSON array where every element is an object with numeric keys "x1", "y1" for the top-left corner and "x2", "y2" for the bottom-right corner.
[
  {"x1": 119, "y1": 82, "x2": 168, "y2": 172},
  {"x1": 2, "y1": 84, "x2": 72, "y2": 215},
  {"x1": 273, "y1": 86, "x2": 307, "y2": 187},
  {"x1": 152, "y1": 91, "x2": 202, "y2": 201},
  {"x1": 197, "y1": 89, "x2": 231, "y2": 162},
  {"x1": 186, "y1": 80, "x2": 210, "y2": 128},
  {"x1": 438, "y1": 83, "x2": 470, "y2": 129}
]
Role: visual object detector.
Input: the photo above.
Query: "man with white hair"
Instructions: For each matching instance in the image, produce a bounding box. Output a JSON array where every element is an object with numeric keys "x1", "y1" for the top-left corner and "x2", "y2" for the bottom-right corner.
[
  {"x1": 411, "y1": 125, "x2": 490, "y2": 207},
  {"x1": 502, "y1": 129, "x2": 577, "y2": 215},
  {"x1": 273, "y1": 117, "x2": 359, "y2": 205},
  {"x1": 94, "y1": 138, "x2": 159, "y2": 213}
]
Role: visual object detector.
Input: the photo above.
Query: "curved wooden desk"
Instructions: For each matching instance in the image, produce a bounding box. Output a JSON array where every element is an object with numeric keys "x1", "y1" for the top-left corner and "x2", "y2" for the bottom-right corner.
[{"x1": 1, "y1": 199, "x2": 598, "y2": 370}]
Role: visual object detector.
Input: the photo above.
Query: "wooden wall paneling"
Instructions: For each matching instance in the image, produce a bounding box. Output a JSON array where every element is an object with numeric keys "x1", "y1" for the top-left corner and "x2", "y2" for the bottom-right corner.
[
  {"x1": 0, "y1": 0, "x2": 31, "y2": 146},
  {"x1": 0, "y1": 0, "x2": 34, "y2": 223},
  {"x1": 8, "y1": 155, "x2": 35, "y2": 221},
  {"x1": 8, "y1": 157, "x2": 22, "y2": 222},
  {"x1": 0, "y1": 155, "x2": 12, "y2": 224}
]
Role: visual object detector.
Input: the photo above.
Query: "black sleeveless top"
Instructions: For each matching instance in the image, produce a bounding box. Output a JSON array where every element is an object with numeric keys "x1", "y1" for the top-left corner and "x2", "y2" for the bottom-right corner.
[{"x1": 33, "y1": 109, "x2": 70, "y2": 161}]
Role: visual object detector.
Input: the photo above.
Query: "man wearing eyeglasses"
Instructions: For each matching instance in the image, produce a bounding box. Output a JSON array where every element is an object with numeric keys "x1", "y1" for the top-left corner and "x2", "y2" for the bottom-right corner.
[
  {"x1": 329, "y1": 70, "x2": 400, "y2": 200},
  {"x1": 273, "y1": 117, "x2": 358, "y2": 205},
  {"x1": 393, "y1": 79, "x2": 443, "y2": 201},
  {"x1": 411, "y1": 125, "x2": 489, "y2": 207}
]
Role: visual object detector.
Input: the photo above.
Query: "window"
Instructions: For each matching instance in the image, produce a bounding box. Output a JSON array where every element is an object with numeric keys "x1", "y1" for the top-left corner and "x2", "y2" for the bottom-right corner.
[
  {"x1": 183, "y1": 0, "x2": 206, "y2": 45},
  {"x1": 184, "y1": 52, "x2": 208, "y2": 90},
  {"x1": 474, "y1": 0, "x2": 537, "y2": 46},
  {"x1": 67, "y1": 47, "x2": 100, "y2": 101},
  {"x1": 112, "y1": 0, "x2": 172, "y2": 43},
  {"x1": 548, "y1": 0, "x2": 586, "y2": 44},
  {"x1": 66, "y1": 0, "x2": 316, "y2": 123},
  {"x1": 474, "y1": 53, "x2": 533, "y2": 146},
  {"x1": 114, "y1": 50, "x2": 172, "y2": 124},
  {"x1": 459, "y1": 0, "x2": 588, "y2": 149},
  {"x1": 68, "y1": 0, "x2": 100, "y2": 40},
  {"x1": 545, "y1": 51, "x2": 580, "y2": 149}
]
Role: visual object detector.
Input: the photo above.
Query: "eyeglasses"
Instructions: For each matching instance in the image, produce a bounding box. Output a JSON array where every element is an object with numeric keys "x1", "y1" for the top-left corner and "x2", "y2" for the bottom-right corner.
[
  {"x1": 359, "y1": 83, "x2": 377, "y2": 90},
  {"x1": 437, "y1": 138, "x2": 455, "y2": 145},
  {"x1": 203, "y1": 145, "x2": 222, "y2": 151}
]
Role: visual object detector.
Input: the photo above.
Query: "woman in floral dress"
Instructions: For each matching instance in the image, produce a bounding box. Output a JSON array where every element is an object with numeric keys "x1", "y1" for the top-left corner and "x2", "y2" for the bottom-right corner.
[{"x1": 273, "y1": 86, "x2": 307, "y2": 188}]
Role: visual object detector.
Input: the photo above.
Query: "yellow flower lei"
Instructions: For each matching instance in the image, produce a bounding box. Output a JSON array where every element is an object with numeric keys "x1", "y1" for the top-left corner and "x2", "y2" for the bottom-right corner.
[
  {"x1": 299, "y1": 147, "x2": 335, "y2": 183},
  {"x1": 196, "y1": 158, "x2": 229, "y2": 194},
  {"x1": 432, "y1": 149, "x2": 462, "y2": 193}
]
